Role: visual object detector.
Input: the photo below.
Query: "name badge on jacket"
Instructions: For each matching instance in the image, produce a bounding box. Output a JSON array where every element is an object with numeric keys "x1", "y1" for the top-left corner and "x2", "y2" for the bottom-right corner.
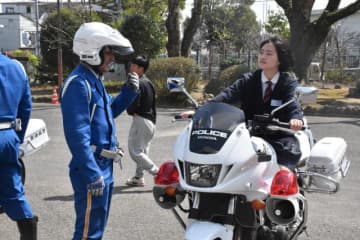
[{"x1": 271, "y1": 99, "x2": 282, "y2": 107}]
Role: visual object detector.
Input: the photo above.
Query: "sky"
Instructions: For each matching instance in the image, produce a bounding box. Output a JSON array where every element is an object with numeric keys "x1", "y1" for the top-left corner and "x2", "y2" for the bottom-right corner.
[
  {"x1": 184, "y1": 0, "x2": 358, "y2": 23},
  {"x1": 250, "y1": 0, "x2": 358, "y2": 23}
]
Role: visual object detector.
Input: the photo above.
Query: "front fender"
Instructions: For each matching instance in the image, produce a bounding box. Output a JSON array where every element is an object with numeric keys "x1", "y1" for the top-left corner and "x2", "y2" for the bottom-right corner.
[{"x1": 185, "y1": 221, "x2": 234, "y2": 240}]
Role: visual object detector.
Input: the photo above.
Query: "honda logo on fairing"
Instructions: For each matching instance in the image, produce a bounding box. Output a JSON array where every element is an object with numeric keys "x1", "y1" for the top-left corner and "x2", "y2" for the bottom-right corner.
[{"x1": 192, "y1": 129, "x2": 228, "y2": 139}]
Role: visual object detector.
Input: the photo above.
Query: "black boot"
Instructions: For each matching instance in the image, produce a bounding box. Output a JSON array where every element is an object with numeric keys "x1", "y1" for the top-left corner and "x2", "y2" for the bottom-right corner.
[{"x1": 17, "y1": 216, "x2": 38, "y2": 240}]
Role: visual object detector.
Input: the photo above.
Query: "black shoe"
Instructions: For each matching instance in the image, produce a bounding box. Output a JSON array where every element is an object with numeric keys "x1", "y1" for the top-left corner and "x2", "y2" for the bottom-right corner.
[{"x1": 17, "y1": 215, "x2": 38, "y2": 240}]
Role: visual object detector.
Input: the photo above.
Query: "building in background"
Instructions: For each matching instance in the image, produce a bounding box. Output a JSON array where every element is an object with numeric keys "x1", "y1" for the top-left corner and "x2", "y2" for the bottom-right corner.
[
  {"x1": 0, "y1": 13, "x2": 36, "y2": 52},
  {"x1": 0, "y1": 0, "x2": 86, "y2": 53},
  {"x1": 312, "y1": 9, "x2": 360, "y2": 69}
]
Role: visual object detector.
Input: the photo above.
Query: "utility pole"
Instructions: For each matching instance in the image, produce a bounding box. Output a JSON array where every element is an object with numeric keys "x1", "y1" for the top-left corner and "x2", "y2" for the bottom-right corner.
[
  {"x1": 34, "y1": 0, "x2": 40, "y2": 56},
  {"x1": 88, "y1": 0, "x2": 92, "y2": 18},
  {"x1": 57, "y1": 0, "x2": 63, "y2": 88}
]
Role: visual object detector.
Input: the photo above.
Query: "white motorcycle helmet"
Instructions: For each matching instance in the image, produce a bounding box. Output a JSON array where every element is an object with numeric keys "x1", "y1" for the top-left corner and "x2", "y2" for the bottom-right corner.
[{"x1": 73, "y1": 22, "x2": 134, "y2": 66}]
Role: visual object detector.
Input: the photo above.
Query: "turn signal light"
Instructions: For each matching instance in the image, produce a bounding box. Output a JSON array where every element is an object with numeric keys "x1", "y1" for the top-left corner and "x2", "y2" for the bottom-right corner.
[
  {"x1": 154, "y1": 161, "x2": 179, "y2": 185},
  {"x1": 165, "y1": 186, "x2": 177, "y2": 196},
  {"x1": 270, "y1": 168, "x2": 298, "y2": 196},
  {"x1": 251, "y1": 199, "x2": 266, "y2": 210}
]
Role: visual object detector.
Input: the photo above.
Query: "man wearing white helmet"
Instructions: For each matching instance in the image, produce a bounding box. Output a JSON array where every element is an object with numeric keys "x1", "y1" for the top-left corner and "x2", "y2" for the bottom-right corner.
[{"x1": 60, "y1": 22, "x2": 139, "y2": 240}]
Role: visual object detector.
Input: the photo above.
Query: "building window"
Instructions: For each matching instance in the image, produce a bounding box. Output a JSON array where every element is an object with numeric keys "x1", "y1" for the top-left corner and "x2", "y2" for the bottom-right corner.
[
  {"x1": 26, "y1": 6, "x2": 31, "y2": 14},
  {"x1": 5, "y1": 7, "x2": 15, "y2": 13}
]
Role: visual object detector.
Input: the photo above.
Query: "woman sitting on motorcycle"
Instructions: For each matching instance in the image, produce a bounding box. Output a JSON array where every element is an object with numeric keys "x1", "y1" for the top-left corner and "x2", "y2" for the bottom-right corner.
[{"x1": 182, "y1": 36, "x2": 303, "y2": 170}]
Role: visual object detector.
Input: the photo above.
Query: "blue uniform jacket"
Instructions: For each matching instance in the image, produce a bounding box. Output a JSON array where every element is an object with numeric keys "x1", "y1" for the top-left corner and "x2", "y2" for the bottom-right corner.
[
  {"x1": 0, "y1": 54, "x2": 32, "y2": 142},
  {"x1": 61, "y1": 64, "x2": 138, "y2": 184}
]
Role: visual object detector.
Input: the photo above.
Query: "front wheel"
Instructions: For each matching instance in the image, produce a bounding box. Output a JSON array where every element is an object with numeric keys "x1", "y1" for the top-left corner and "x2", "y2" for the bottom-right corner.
[
  {"x1": 0, "y1": 158, "x2": 26, "y2": 214},
  {"x1": 273, "y1": 226, "x2": 288, "y2": 240},
  {"x1": 233, "y1": 225, "x2": 257, "y2": 240}
]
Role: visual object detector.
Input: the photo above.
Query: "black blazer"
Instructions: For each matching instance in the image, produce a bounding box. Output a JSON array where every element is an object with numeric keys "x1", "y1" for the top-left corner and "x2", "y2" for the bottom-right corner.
[
  {"x1": 127, "y1": 75, "x2": 157, "y2": 124},
  {"x1": 212, "y1": 69, "x2": 303, "y2": 123}
]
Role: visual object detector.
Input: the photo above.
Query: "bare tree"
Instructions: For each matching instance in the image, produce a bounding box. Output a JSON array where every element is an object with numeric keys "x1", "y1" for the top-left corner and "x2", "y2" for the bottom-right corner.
[
  {"x1": 275, "y1": 0, "x2": 360, "y2": 83},
  {"x1": 166, "y1": 0, "x2": 181, "y2": 56},
  {"x1": 166, "y1": 0, "x2": 203, "y2": 57},
  {"x1": 181, "y1": 0, "x2": 203, "y2": 57}
]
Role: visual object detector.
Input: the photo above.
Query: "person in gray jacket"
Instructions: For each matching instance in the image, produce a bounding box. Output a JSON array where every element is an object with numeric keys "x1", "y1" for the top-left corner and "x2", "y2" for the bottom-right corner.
[{"x1": 126, "y1": 56, "x2": 158, "y2": 186}]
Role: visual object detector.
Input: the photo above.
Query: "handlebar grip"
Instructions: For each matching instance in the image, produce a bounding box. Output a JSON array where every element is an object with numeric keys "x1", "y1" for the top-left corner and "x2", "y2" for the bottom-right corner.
[
  {"x1": 174, "y1": 114, "x2": 193, "y2": 119},
  {"x1": 277, "y1": 121, "x2": 290, "y2": 128},
  {"x1": 172, "y1": 114, "x2": 193, "y2": 122},
  {"x1": 280, "y1": 121, "x2": 307, "y2": 131}
]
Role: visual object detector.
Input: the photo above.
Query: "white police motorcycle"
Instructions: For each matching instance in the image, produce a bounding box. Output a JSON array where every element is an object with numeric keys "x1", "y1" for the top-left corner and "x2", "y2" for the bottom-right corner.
[
  {"x1": 0, "y1": 119, "x2": 49, "y2": 214},
  {"x1": 152, "y1": 78, "x2": 350, "y2": 240}
]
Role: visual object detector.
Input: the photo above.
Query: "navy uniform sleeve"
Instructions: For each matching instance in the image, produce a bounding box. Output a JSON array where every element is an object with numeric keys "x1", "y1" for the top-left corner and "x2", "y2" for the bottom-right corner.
[
  {"x1": 61, "y1": 77, "x2": 102, "y2": 184},
  {"x1": 212, "y1": 75, "x2": 248, "y2": 104}
]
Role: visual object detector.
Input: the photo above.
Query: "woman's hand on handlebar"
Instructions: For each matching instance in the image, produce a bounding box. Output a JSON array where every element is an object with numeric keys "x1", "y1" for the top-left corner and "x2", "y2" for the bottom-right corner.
[
  {"x1": 181, "y1": 110, "x2": 195, "y2": 119},
  {"x1": 289, "y1": 119, "x2": 303, "y2": 131}
]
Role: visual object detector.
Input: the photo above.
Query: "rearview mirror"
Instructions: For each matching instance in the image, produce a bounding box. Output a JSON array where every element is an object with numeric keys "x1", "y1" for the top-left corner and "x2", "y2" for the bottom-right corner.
[
  {"x1": 295, "y1": 86, "x2": 318, "y2": 104},
  {"x1": 270, "y1": 86, "x2": 318, "y2": 117},
  {"x1": 166, "y1": 77, "x2": 199, "y2": 108},
  {"x1": 167, "y1": 77, "x2": 185, "y2": 93}
]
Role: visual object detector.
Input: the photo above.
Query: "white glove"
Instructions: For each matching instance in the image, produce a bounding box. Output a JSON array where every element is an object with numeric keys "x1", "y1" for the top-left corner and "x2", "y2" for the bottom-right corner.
[
  {"x1": 113, "y1": 147, "x2": 124, "y2": 169},
  {"x1": 87, "y1": 176, "x2": 105, "y2": 196},
  {"x1": 126, "y1": 72, "x2": 139, "y2": 91}
]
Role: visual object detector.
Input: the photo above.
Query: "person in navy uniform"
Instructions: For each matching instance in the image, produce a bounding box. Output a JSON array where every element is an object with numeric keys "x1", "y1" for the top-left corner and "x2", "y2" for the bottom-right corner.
[
  {"x1": 60, "y1": 22, "x2": 139, "y2": 240},
  {"x1": 0, "y1": 53, "x2": 38, "y2": 239},
  {"x1": 183, "y1": 36, "x2": 303, "y2": 169}
]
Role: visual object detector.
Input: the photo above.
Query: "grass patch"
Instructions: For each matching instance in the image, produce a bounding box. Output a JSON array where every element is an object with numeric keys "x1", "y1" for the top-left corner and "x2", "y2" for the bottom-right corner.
[{"x1": 317, "y1": 88, "x2": 348, "y2": 100}]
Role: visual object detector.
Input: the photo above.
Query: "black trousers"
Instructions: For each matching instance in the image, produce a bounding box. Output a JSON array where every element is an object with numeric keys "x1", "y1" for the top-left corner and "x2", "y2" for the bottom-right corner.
[{"x1": 264, "y1": 134, "x2": 301, "y2": 170}]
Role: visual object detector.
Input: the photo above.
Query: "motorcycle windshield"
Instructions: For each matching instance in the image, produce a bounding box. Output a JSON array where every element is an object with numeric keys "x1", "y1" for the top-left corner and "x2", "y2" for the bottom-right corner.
[{"x1": 190, "y1": 102, "x2": 245, "y2": 154}]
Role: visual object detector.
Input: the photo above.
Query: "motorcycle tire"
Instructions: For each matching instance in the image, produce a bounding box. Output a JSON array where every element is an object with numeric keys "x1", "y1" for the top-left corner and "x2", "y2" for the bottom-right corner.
[
  {"x1": 274, "y1": 226, "x2": 288, "y2": 240},
  {"x1": 0, "y1": 158, "x2": 26, "y2": 214},
  {"x1": 256, "y1": 225, "x2": 274, "y2": 240},
  {"x1": 233, "y1": 225, "x2": 257, "y2": 240}
]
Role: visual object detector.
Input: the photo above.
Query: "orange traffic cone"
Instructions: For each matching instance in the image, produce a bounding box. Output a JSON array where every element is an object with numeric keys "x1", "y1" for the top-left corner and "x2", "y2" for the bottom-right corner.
[{"x1": 51, "y1": 86, "x2": 59, "y2": 104}]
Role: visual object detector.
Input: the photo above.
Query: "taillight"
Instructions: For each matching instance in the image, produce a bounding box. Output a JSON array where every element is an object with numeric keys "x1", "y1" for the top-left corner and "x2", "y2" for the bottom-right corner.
[
  {"x1": 270, "y1": 169, "x2": 298, "y2": 196},
  {"x1": 154, "y1": 161, "x2": 179, "y2": 185}
]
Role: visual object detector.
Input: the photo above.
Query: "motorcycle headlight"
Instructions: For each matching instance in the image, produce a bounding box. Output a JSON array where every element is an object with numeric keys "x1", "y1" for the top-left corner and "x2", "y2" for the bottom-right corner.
[{"x1": 185, "y1": 163, "x2": 221, "y2": 187}]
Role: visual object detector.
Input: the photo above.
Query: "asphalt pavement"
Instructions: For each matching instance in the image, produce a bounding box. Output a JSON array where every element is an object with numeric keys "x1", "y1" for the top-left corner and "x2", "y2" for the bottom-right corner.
[{"x1": 0, "y1": 104, "x2": 359, "y2": 240}]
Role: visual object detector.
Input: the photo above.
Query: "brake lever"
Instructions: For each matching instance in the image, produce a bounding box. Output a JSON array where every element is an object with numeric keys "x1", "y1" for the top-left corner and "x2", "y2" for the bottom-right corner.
[{"x1": 266, "y1": 125, "x2": 296, "y2": 135}]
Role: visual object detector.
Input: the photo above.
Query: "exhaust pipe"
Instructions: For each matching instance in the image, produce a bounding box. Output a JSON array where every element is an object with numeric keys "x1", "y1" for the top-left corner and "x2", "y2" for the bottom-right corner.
[{"x1": 265, "y1": 196, "x2": 300, "y2": 225}]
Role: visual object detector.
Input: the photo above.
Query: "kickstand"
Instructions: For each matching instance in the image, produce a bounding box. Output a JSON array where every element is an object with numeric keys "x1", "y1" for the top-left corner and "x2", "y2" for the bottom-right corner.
[{"x1": 171, "y1": 208, "x2": 186, "y2": 230}]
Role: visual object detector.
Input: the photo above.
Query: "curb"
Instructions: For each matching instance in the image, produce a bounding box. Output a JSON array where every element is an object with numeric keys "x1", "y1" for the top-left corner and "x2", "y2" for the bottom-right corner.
[
  {"x1": 32, "y1": 97, "x2": 360, "y2": 118},
  {"x1": 304, "y1": 107, "x2": 360, "y2": 118}
]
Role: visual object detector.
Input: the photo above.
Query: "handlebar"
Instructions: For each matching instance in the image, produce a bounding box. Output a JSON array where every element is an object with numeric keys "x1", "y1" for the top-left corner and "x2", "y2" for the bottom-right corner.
[
  {"x1": 172, "y1": 114, "x2": 193, "y2": 123},
  {"x1": 174, "y1": 115, "x2": 183, "y2": 120},
  {"x1": 251, "y1": 114, "x2": 305, "y2": 135}
]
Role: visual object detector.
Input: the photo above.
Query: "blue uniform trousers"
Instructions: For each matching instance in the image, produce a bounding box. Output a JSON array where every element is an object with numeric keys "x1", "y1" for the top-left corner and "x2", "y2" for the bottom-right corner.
[
  {"x1": 0, "y1": 130, "x2": 33, "y2": 220},
  {"x1": 70, "y1": 158, "x2": 113, "y2": 240}
]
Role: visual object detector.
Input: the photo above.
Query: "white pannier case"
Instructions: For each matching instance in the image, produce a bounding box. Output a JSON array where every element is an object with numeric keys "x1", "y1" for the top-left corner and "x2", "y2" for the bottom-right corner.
[
  {"x1": 20, "y1": 119, "x2": 50, "y2": 157},
  {"x1": 308, "y1": 137, "x2": 350, "y2": 186}
]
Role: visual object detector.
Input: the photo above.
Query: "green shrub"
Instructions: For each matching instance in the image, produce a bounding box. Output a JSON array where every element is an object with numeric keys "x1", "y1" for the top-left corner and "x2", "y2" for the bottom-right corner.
[
  {"x1": 356, "y1": 79, "x2": 360, "y2": 92},
  {"x1": 325, "y1": 69, "x2": 356, "y2": 84},
  {"x1": 220, "y1": 57, "x2": 241, "y2": 71},
  {"x1": 12, "y1": 50, "x2": 39, "y2": 79},
  {"x1": 146, "y1": 57, "x2": 201, "y2": 105},
  {"x1": 205, "y1": 64, "x2": 249, "y2": 95}
]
